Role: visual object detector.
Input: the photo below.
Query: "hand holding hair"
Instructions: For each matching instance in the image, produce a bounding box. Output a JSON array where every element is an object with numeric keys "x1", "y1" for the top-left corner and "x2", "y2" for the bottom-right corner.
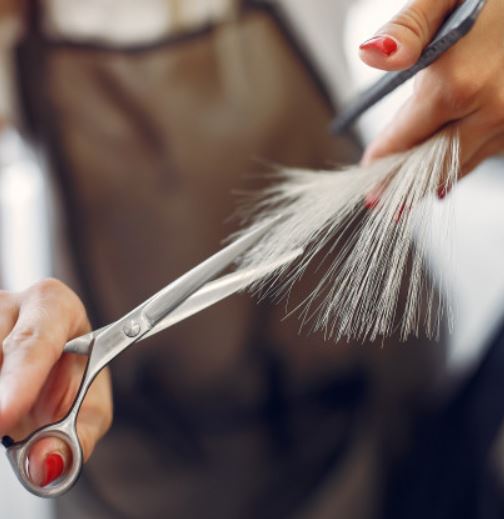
[{"x1": 360, "y1": 0, "x2": 504, "y2": 176}]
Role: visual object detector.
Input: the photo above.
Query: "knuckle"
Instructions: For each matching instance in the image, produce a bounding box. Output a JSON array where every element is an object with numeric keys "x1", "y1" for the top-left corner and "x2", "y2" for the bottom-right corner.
[
  {"x1": 28, "y1": 278, "x2": 89, "y2": 333},
  {"x1": 30, "y1": 277, "x2": 68, "y2": 299},
  {"x1": 414, "y1": 72, "x2": 480, "y2": 115},
  {"x1": 446, "y1": 81, "x2": 479, "y2": 113},
  {"x1": 2, "y1": 325, "x2": 60, "y2": 361},
  {"x1": 393, "y1": 6, "x2": 431, "y2": 43},
  {"x1": 392, "y1": 0, "x2": 458, "y2": 44},
  {"x1": 3, "y1": 327, "x2": 40, "y2": 353}
]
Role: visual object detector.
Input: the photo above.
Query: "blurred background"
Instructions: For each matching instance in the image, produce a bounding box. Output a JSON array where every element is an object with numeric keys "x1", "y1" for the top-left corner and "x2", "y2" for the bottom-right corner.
[{"x1": 0, "y1": 1, "x2": 503, "y2": 518}]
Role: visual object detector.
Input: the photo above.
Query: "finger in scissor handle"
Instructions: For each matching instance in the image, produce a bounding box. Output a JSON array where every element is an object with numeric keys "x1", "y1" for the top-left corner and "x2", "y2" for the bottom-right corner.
[
  {"x1": 5, "y1": 417, "x2": 84, "y2": 497},
  {"x1": 0, "y1": 279, "x2": 112, "y2": 493}
]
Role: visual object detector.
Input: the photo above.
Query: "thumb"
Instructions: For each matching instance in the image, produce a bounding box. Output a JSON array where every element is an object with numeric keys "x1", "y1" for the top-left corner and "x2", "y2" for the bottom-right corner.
[
  {"x1": 359, "y1": 0, "x2": 460, "y2": 71},
  {"x1": 27, "y1": 437, "x2": 71, "y2": 487},
  {"x1": 26, "y1": 405, "x2": 110, "y2": 488}
]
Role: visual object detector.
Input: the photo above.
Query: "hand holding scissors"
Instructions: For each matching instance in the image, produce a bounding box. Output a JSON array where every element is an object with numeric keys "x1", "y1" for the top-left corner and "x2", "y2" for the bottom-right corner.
[{"x1": 1, "y1": 218, "x2": 301, "y2": 498}]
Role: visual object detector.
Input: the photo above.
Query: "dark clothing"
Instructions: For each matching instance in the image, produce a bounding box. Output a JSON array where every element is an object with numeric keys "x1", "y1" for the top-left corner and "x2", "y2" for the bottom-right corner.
[
  {"x1": 17, "y1": 2, "x2": 452, "y2": 518},
  {"x1": 384, "y1": 320, "x2": 504, "y2": 519},
  {"x1": 18, "y1": 4, "x2": 374, "y2": 518}
]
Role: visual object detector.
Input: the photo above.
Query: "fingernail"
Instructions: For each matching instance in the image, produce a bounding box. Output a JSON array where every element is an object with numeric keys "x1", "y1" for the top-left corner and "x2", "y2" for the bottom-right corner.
[
  {"x1": 437, "y1": 185, "x2": 452, "y2": 200},
  {"x1": 42, "y1": 452, "x2": 64, "y2": 487},
  {"x1": 364, "y1": 193, "x2": 380, "y2": 210},
  {"x1": 359, "y1": 36, "x2": 398, "y2": 57}
]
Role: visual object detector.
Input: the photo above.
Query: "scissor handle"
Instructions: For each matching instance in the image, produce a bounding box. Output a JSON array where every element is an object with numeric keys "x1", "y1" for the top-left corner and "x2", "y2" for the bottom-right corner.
[
  {"x1": 2, "y1": 218, "x2": 285, "y2": 498},
  {"x1": 3, "y1": 413, "x2": 83, "y2": 498},
  {"x1": 3, "y1": 333, "x2": 97, "y2": 498}
]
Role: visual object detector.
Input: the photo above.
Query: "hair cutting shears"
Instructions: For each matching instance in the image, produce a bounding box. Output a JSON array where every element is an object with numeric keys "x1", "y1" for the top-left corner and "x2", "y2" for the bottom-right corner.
[
  {"x1": 330, "y1": 0, "x2": 487, "y2": 134},
  {"x1": 2, "y1": 218, "x2": 301, "y2": 498}
]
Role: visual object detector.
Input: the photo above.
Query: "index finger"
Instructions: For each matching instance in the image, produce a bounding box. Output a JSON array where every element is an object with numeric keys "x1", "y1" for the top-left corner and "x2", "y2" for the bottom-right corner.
[
  {"x1": 361, "y1": 69, "x2": 479, "y2": 165},
  {"x1": 0, "y1": 279, "x2": 89, "y2": 434}
]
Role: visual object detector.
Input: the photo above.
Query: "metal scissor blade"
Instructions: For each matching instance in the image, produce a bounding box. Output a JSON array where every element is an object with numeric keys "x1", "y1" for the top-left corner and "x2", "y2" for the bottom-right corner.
[
  {"x1": 64, "y1": 249, "x2": 302, "y2": 355},
  {"x1": 141, "y1": 216, "x2": 282, "y2": 327},
  {"x1": 68, "y1": 217, "x2": 283, "y2": 360},
  {"x1": 142, "y1": 248, "x2": 301, "y2": 339}
]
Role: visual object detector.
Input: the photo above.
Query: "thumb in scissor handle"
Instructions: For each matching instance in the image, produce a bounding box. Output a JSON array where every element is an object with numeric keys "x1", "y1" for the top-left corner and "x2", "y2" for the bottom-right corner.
[
  {"x1": 2, "y1": 331, "x2": 102, "y2": 497},
  {"x1": 2, "y1": 411, "x2": 83, "y2": 498},
  {"x1": 0, "y1": 339, "x2": 98, "y2": 500}
]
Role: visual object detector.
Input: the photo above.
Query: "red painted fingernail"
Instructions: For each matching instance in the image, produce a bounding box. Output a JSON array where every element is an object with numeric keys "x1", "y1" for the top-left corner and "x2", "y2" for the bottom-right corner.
[
  {"x1": 437, "y1": 185, "x2": 452, "y2": 200},
  {"x1": 360, "y1": 36, "x2": 398, "y2": 57},
  {"x1": 364, "y1": 193, "x2": 380, "y2": 210},
  {"x1": 42, "y1": 453, "x2": 64, "y2": 487}
]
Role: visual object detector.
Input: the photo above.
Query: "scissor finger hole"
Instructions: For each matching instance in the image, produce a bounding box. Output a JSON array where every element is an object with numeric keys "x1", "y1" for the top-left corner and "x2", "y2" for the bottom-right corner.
[
  {"x1": 7, "y1": 423, "x2": 84, "y2": 497},
  {"x1": 26, "y1": 434, "x2": 74, "y2": 486}
]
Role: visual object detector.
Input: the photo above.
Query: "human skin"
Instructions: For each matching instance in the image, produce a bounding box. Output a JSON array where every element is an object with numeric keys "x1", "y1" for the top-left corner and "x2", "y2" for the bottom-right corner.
[
  {"x1": 0, "y1": 280, "x2": 112, "y2": 486},
  {"x1": 0, "y1": 0, "x2": 502, "y2": 488},
  {"x1": 0, "y1": 0, "x2": 110, "y2": 489},
  {"x1": 359, "y1": 0, "x2": 504, "y2": 178}
]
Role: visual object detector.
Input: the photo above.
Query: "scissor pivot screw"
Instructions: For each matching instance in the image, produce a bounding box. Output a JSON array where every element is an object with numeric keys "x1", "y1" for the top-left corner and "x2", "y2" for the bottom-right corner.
[{"x1": 123, "y1": 320, "x2": 141, "y2": 338}]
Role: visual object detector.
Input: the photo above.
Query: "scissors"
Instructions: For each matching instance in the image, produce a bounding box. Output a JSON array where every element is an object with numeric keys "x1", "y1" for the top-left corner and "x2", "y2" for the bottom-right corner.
[
  {"x1": 330, "y1": 0, "x2": 487, "y2": 134},
  {"x1": 2, "y1": 218, "x2": 302, "y2": 498}
]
